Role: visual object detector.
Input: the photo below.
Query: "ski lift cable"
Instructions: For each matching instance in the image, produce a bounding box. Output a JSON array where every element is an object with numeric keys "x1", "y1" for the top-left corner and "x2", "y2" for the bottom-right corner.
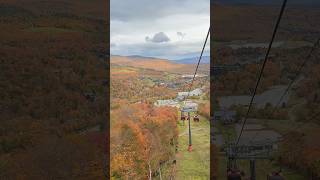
[
  {"x1": 185, "y1": 26, "x2": 211, "y2": 99},
  {"x1": 236, "y1": 0, "x2": 288, "y2": 145},
  {"x1": 271, "y1": 38, "x2": 320, "y2": 113},
  {"x1": 180, "y1": 26, "x2": 210, "y2": 152}
]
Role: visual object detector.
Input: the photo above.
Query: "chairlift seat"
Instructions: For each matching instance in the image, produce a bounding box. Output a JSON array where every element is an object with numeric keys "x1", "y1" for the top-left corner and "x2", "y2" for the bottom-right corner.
[{"x1": 193, "y1": 116, "x2": 200, "y2": 122}]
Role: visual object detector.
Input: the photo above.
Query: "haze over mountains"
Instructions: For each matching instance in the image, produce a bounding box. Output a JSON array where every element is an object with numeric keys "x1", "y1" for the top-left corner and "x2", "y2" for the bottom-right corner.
[
  {"x1": 122, "y1": 55, "x2": 210, "y2": 64},
  {"x1": 174, "y1": 56, "x2": 210, "y2": 64}
]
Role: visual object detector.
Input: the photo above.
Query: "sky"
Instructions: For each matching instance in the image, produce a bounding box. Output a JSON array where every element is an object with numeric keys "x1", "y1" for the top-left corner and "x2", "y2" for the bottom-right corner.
[{"x1": 110, "y1": 0, "x2": 210, "y2": 60}]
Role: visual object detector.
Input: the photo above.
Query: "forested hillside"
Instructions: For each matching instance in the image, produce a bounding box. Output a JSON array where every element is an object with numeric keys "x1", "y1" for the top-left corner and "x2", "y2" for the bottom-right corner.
[
  {"x1": 111, "y1": 103, "x2": 178, "y2": 179},
  {"x1": 110, "y1": 51, "x2": 211, "y2": 178},
  {"x1": 110, "y1": 64, "x2": 181, "y2": 179}
]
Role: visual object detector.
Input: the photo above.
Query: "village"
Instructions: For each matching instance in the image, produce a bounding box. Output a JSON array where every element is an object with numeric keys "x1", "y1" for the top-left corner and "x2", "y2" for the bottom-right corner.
[
  {"x1": 154, "y1": 87, "x2": 204, "y2": 108},
  {"x1": 152, "y1": 72, "x2": 208, "y2": 107}
]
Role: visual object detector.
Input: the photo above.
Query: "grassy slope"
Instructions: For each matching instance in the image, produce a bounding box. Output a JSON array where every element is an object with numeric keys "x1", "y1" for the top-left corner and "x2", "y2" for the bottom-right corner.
[{"x1": 176, "y1": 113, "x2": 210, "y2": 180}]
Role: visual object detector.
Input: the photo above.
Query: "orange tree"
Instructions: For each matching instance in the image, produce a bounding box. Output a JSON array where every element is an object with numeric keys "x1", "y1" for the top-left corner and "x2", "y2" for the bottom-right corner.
[{"x1": 110, "y1": 103, "x2": 178, "y2": 179}]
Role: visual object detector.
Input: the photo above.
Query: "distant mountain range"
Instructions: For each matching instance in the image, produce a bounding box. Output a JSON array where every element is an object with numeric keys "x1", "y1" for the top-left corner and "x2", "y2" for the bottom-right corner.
[
  {"x1": 113, "y1": 55, "x2": 211, "y2": 64},
  {"x1": 111, "y1": 55, "x2": 210, "y2": 74},
  {"x1": 126, "y1": 55, "x2": 158, "y2": 60},
  {"x1": 173, "y1": 56, "x2": 210, "y2": 64}
]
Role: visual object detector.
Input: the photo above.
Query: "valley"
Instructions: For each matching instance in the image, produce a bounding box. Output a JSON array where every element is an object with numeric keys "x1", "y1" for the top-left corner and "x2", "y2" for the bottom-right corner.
[{"x1": 110, "y1": 55, "x2": 210, "y2": 179}]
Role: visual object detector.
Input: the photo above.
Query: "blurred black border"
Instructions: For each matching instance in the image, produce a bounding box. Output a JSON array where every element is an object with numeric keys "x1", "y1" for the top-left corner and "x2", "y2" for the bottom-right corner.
[{"x1": 105, "y1": 0, "x2": 110, "y2": 178}]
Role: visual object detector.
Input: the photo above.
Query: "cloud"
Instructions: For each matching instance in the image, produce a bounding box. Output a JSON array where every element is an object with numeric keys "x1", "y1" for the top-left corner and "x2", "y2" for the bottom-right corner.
[
  {"x1": 145, "y1": 32, "x2": 170, "y2": 43},
  {"x1": 110, "y1": 0, "x2": 210, "y2": 59},
  {"x1": 177, "y1": 32, "x2": 186, "y2": 39}
]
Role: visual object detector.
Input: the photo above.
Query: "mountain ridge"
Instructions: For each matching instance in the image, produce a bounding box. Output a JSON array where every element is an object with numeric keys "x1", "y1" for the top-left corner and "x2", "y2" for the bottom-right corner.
[
  {"x1": 110, "y1": 55, "x2": 209, "y2": 74},
  {"x1": 111, "y1": 55, "x2": 210, "y2": 64},
  {"x1": 174, "y1": 56, "x2": 210, "y2": 64}
]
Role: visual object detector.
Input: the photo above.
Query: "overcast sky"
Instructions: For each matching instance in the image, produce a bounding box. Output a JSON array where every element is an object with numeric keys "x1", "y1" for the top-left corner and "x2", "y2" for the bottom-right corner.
[{"x1": 110, "y1": 0, "x2": 210, "y2": 60}]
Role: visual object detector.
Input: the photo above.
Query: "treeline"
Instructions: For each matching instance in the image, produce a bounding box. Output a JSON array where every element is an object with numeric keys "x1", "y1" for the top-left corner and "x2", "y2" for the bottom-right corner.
[
  {"x1": 111, "y1": 103, "x2": 178, "y2": 179},
  {"x1": 199, "y1": 102, "x2": 210, "y2": 119},
  {"x1": 111, "y1": 70, "x2": 176, "y2": 102}
]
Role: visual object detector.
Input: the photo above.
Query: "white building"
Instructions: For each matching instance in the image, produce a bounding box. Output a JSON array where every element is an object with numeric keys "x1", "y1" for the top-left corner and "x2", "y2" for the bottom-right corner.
[
  {"x1": 189, "y1": 88, "x2": 203, "y2": 96},
  {"x1": 178, "y1": 92, "x2": 189, "y2": 97},
  {"x1": 154, "y1": 100, "x2": 180, "y2": 108},
  {"x1": 177, "y1": 88, "x2": 203, "y2": 99}
]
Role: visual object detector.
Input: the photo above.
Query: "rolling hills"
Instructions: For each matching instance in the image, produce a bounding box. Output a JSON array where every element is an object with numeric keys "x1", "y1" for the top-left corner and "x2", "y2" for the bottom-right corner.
[{"x1": 111, "y1": 55, "x2": 209, "y2": 74}]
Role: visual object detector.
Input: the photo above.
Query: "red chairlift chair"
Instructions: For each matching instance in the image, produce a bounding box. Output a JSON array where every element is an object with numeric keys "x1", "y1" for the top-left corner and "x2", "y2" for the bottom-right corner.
[{"x1": 193, "y1": 115, "x2": 200, "y2": 122}]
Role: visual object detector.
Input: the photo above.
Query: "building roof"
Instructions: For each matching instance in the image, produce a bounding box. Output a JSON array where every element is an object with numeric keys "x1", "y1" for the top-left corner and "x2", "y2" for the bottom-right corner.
[
  {"x1": 184, "y1": 103, "x2": 198, "y2": 108},
  {"x1": 178, "y1": 88, "x2": 203, "y2": 97},
  {"x1": 190, "y1": 88, "x2": 203, "y2": 95},
  {"x1": 178, "y1": 92, "x2": 189, "y2": 96},
  {"x1": 155, "y1": 99, "x2": 179, "y2": 107}
]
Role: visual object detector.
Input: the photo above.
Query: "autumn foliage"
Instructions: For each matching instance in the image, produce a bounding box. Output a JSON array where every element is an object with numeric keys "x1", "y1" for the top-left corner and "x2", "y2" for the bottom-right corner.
[
  {"x1": 199, "y1": 102, "x2": 210, "y2": 119},
  {"x1": 110, "y1": 103, "x2": 178, "y2": 179},
  {"x1": 111, "y1": 68, "x2": 176, "y2": 102}
]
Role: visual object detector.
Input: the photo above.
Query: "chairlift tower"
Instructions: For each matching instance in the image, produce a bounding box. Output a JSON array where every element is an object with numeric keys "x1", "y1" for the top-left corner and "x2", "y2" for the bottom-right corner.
[{"x1": 180, "y1": 104, "x2": 198, "y2": 152}]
